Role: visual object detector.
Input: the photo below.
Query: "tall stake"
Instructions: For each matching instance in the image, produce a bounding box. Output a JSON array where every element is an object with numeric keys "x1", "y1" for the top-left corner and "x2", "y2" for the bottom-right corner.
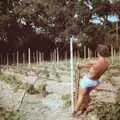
[
  {"x1": 84, "y1": 46, "x2": 86, "y2": 60},
  {"x1": 111, "y1": 44, "x2": 114, "y2": 64},
  {"x1": 28, "y1": 48, "x2": 31, "y2": 65},
  {"x1": 6, "y1": 53, "x2": 9, "y2": 66},
  {"x1": 70, "y1": 36, "x2": 74, "y2": 112},
  {"x1": 119, "y1": 48, "x2": 120, "y2": 62},
  {"x1": 39, "y1": 52, "x2": 41, "y2": 63},
  {"x1": 17, "y1": 50, "x2": 19, "y2": 67},
  {"x1": 57, "y1": 47, "x2": 59, "y2": 64},
  {"x1": 22, "y1": 52, "x2": 25, "y2": 64},
  {"x1": 116, "y1": 22, "x2": 119, "y2": 47}
]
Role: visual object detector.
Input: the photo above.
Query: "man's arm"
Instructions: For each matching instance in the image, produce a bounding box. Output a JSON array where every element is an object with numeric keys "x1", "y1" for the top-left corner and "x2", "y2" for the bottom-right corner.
[{"x1": 78, "y1": 61, "x2": 95, "y2": 69}]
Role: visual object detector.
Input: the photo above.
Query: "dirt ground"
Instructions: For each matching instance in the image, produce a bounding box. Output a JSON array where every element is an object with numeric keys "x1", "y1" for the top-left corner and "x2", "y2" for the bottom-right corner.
[{"x1": 0, "y1": 61, "x2": 120, "y2": 120}]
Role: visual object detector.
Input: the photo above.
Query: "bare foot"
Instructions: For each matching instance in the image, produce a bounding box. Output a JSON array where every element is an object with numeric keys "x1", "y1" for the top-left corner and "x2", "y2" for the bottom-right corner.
[
  {"x1": 75, "y1": 111, "x2": 83, "y2": 117},
  {"x1": 72, "y1": 111, "x2": 77, "y2": 117}
]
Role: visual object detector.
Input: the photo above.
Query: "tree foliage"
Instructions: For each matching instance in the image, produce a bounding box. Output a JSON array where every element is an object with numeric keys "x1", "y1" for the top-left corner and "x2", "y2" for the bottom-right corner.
[{"x1": 0, "y1": 0, "x2": 120, "y2": 58}]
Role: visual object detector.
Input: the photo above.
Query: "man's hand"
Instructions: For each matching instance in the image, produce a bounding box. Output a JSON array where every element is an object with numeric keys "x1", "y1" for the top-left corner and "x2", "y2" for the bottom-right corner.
[
  {"x1": 77, "y1": 64, "x2": 83, "y2": 69},
  {"x1": 78, "y1": 63, "x2": 93, "y2": 69}
]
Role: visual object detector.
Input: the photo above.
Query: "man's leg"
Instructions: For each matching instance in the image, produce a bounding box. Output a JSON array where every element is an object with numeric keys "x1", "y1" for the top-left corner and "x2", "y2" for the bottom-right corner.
[
  {"x1": 73, "y1": 87, "x2": 94, "y2": 116},
  {"x1": 73, "y1": 88, "x2": 87, "y2": 114},
  {"x1": 83, "y1": 94, "x2": 91, "y2": 111}
]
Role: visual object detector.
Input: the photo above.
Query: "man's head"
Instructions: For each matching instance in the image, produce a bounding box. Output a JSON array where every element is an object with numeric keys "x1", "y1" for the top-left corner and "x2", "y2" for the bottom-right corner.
[{"x1": 97, "y1": 44, "x2": 110, "y2": 57}]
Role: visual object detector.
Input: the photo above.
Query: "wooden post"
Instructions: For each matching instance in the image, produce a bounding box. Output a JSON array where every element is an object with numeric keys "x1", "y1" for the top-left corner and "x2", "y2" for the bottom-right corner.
[
  {"x1": 38, "y1": 51, "x2": 40, "y2": 64},
  {"x1": 84, "y1": 46, "x2": 86, "y2": 60},
  {"x1": 28, "y1": 48, "x2": 31, "y2": 65},
  {"x1": 53, "y1": 49, "x2": 56, "y2": 63},
  {"x1": 116, "y1": 22, "x2": 119, "y2": 47},
  {"x1": 53, "y1": 50, "x2": 54, "y2": 62},
  {"x1": 113, "y1": 48, "x2": 116, "y2": 62},
  {"x1": 113, "y1": 48, "x2": 115, "y2": 57},
  {"x1": 119, "y1": 48, "x2": 120, "y2": 62},
  {"x1": 39, "y1": 52, "x2": 41, "y2": 62},
  {"x1": 88, "y1": 48, "x2": 90, "y2": 59},
  {"x1": 74, "y1": 67, "x2": 80, "y2": 109},
  {"x1": 6, "y1": 53, "x2": 9, "y2": 66},
  {"x1": 36, "y1": 50, "x2": 38, "y2": 64},
  {"x1": 111, "y1": 45, "x2": 114, "y2": 64},
  {"x1": 22, "y1": 52, "x2": 25, "y2": 64},
  {"x1": 57, "y1": 48, "x2": 59, "y2": 64},
  {"x1": 65, "y1": 51, "x2": 67, "y2": 62},
  {"x1": 17, "y1": 50, "x2": 19, "y2": 67},
  {"x1": 55, "y1": 49, "x2": 57, "y2": 62},
  {"x1": 50, "y1": 52, "x2": 52, "y2": 62},
  {"x1": 77, "y1": 49, "x2": 80, "y2": 61},
  {"x1": 70, "y1": 36, "x2": 74, "y2": 112},
  {"x1": 35, "y1": 50, "x2": 38, "y2": 64},
  {"x1": 42, "y1": 53, "x2": 44, "y2": 62}
]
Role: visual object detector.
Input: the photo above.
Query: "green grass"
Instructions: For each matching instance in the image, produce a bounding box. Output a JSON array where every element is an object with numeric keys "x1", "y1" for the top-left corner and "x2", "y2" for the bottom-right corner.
[
  {"x1": 61, "y1": 94, "x2": 71, "y2": 108},
  {"x1": 0, "y1": 74, "x2": 23, "y2": 92},
  {"x1": 94, "y1": 88, "x2": 120, "y2": 120},
  {"x1": 61, "y1": 94, "x2": 70, "y2": 101},
  {"x1": 0, "y1": 105, "x2": 25, "y2": 120}
]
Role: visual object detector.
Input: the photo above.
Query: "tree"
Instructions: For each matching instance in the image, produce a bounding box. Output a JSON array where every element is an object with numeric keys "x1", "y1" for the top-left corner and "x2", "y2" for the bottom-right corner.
[{"x1": 0, "y1": 0, "x2": 120, "y2": 58}]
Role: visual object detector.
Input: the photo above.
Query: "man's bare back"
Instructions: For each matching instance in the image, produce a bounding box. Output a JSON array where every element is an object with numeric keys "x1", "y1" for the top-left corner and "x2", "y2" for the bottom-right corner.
[{"x1": 89, "y1": 57, "x2": 110, "y2": 80}]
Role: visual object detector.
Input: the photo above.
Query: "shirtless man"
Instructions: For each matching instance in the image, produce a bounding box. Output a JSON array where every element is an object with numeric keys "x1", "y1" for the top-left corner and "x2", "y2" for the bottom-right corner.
[{"x1": 73, "y1": 44, "x2": 110, "y2": 117}]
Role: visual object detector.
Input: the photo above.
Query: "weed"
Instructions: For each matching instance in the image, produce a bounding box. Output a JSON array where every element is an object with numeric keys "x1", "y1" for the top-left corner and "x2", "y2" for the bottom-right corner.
[
  {"x1": 0, "y1": 105, "x2": 25, "y2": 120},
  {"x1": 95, "y1": 88, "x2": 120, "y2": 120},
  {"x1": 61, "y1": 94, "x2": 71, "y2": 108},
  {"x1": 0, "y1": 74, "x2": 23, "y2": 92}
]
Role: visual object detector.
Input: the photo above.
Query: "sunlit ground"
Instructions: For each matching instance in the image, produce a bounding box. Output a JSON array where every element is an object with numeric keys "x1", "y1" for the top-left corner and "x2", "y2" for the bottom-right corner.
[{"x1": 0, "y1": 57, "x2": 120, "y2": 120}]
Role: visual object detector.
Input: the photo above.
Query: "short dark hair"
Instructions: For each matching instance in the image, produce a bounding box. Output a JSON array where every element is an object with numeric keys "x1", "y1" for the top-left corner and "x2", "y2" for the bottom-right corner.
[{"x1": 97, "y1": 44, "x2": 110, "y2": 57}]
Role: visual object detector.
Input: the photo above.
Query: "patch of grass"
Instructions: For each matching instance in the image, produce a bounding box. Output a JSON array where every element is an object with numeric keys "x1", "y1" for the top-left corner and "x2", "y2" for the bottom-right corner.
[
  {"x1": 61, "y1": 94, "x2": 70, "y2": 101},
  {"x1": 63, "y1": 99, "x2": 71, "y2": 109},
  {"x1": 109, "y1": 64, "x2": 120, "y2": 70},
  {"x1": 94, "y1": 88, "x2": 120, "y2": 120},
  {"x1": 21, "y1": 83, "x2": 40, "y2": 94},
  {"x1": 0, "y1": 74, "x2": 23, "y2": 92},
  {"x1": 61, "y1": 94, "x2": 71, "y2": 108},
  {"x1": 55, "y1": 72, "x2": 60, "y2": 79},
  {"x1": 57, "y1": 80, "x2": 62, "y2": 83},
  {"x1": 116, "y1": 88, "x2": 120, "y2": 104},
  {"x1": 0, "y1": 105, "x2": 25, "y2": 120},
  {"x1": 94, "y1": 102, "x2": 120, "y2": 120},
  {"x1": 102, "y1": 66, "x2": 120, "y2": 83},
  {"x1": 37, "y1": 83, "x2": 47, "y2": 92}
]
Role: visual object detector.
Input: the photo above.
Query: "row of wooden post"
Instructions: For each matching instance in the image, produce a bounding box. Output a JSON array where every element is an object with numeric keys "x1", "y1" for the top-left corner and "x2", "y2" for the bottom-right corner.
[
  {"x1": 0, "y1": 49, "x2": 59, "y2": 65},
  {"x1": 0, "y1": 46, "x2": 120, "y2": 65}
]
